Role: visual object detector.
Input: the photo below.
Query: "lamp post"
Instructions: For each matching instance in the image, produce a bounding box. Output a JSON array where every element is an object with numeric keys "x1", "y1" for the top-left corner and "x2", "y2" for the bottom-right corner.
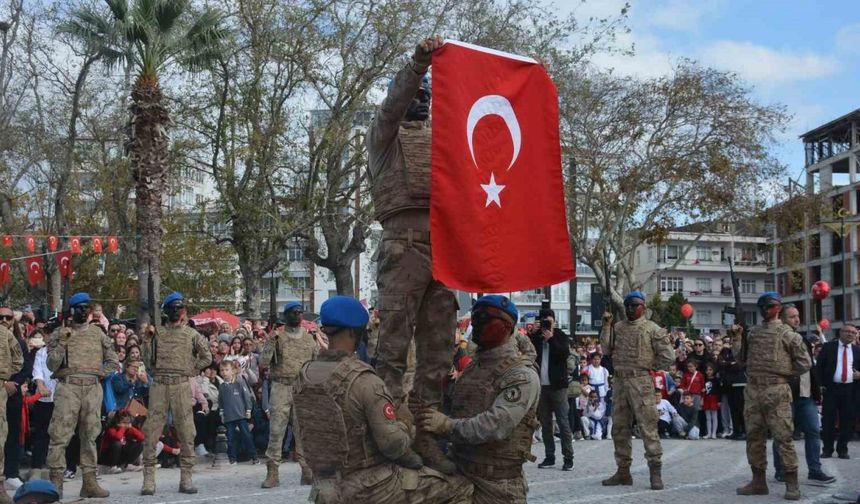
[{"x1": 822, "y1": 208, "x2": 857, "y2": 325}]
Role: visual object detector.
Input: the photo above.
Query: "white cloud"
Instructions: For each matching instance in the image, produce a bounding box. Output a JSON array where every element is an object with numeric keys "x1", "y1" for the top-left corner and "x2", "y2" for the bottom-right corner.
[
  {"x1": 590, "y1": 31, "x2": 677, "y2": 78},
  {"x1": 836, "y1": 23, "x2": 860, "y2": 55},
  {"x1": 646, "y1": 0, "x2": 726, "y2": 32},
  {"x1": 700, "y1": 41, "x2": 841, "y2": 85}
]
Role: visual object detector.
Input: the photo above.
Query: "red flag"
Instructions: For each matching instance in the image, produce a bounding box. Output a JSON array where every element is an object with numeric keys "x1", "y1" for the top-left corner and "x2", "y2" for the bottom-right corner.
[
  {"x1": 25, "y1": 257, "x2": 44, "y2": 286},
  {"x1": 25, "y1": 235, "x2": 35, "y2": 253},
  {"x1": 70, "y1": 236, "x2": 81, "y2": 254},
  {"x1": 48, "y1": 235, "x2": 58, "y2": 251},
  {"x1": 56, "y1": 250, "x2": 73, "y2": 279},
  {"x1": 0, "y1": 260, "x2": 9, "y2": 286},
  {"x1": 107, "y1": 236, "x2": 119, "y2": 254},
  {"x1": 430, "y1": 41, "x2": 573, "y2": 292},
  {"x1": 1, "y1": 235, "x2": 11, "y2": 248},
  {"x1": 92, "y1": 237, "x2": 103, "y2": 254}
]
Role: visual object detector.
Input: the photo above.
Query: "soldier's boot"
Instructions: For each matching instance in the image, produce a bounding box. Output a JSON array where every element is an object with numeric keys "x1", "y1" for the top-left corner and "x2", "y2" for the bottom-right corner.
[
  {"x1": 783, "y1": 471, "x2": 801, "y2": 501},
  {"x1": 141, "y1": 466, "x2": 156, "y2": 496},
  {"x1": 49, "y1": 470, "x2": 64, "y2": 499},
  {"x1": 736, "y1": 468, "x2": 769, "y2": 496},
  {"x1": 261, "y1": 461, "x2": 280, "y2": 489},
  {"x1": 80, "y1": 471, "x2": 110, "y2": 498},
  {"x1": 648, "y1": 462, "x2": 664, "y2": 490},
  {"x1": 601, "y1": 466, "x2": 633, "y2": 486},
  {"x1": 179, "y1": 469, "x2": 198, "y2": 494}
]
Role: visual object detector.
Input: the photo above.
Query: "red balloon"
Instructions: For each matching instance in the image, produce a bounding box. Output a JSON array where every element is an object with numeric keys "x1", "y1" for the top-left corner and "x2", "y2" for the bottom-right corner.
[
  {"x1": 812, "y1": 280, "x2": 830, "y2": 300},
  {"x1": 818, "y1": 319, "x2": 830, "y2": 330},
  {"x1": 680, "y1": 303, "x2": 694, "y2": 319}
]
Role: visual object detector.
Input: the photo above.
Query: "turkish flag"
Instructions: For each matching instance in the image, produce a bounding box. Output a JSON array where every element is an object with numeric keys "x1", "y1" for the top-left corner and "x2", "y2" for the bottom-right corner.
[
  {"x1": 430, "y1": 40, "x2": 574, "y2": 292},
  {"x1": 92, "y1": 237, "x2": 103, "y2": 254},
  {"x1": 107, "y1": 236, "x2": 119, "y2": 254},
  {"x1": 25, "y1": 257, "x2": 44, "y2": 286},
  {"x1": 70, "y1": 236, "x2": 81, "y2": 254},
  {"x1": 56, "y1": 250, "x2": 73, "y2": 279},
  {"x1": 48, "y1": 235, "x2": 58, "y2": 251},
  {"x1": 2, "y1": 235, "x2": 11, "y2": 248},
  {"x1": 0, "y1": 260, "x2": 9, "y2": 287},
  {"x1": 25, "y1": 235, "x2": 35, "y2": 253}
]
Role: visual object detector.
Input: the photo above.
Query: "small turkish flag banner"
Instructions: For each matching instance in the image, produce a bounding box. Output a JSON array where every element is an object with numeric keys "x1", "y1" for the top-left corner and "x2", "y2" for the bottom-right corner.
[
  {"x1": 56, "y1": 250, "x2": 73, "y2": 279},
  {"x1": 0, "y1": 260, "x2": 10, "y2": 287},
  {"x1": 430, "y1": 40, "x2": 574, "y2": 292},
  {"x1": 92, "y1": 237, "x2": 103, "y2": 254},
  {"x1": 25, "y1": 235, "x2": 35, "y2": 253},
  {"x1": 107, "y1": 236, "x2": 119, "y2": 254},
  {"x1": 48, "y1": 236, "x2": 58, "y2": 251},
  {"x1": 25, "y1": 256, "x2": 44, "y2": 286},
  {"x1": 2, "y1": 235, "x2": 11, "y2": 248},
  {"x1": 70, "y1": 236, "x2": 81, "y2": 254}
]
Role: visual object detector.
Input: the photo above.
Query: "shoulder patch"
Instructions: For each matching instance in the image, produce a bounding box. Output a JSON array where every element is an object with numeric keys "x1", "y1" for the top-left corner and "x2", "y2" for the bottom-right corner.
[
  {"x1": 503, "y1": 386, "x2": 522, "y2": 403},
  {"x1": 382, "y1": 402, "x2": 396, "y2": 420}
]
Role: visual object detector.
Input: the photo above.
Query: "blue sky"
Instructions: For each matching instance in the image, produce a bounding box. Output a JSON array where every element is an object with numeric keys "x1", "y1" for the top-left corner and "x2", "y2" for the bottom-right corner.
[{"x1": 566, "y1": 0, "x2": 860, "y2": 183}]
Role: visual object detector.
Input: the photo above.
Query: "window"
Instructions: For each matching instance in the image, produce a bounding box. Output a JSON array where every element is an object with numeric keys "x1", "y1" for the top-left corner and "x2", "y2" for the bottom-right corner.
[
  {"x1": 696, "y1": 246, "x2": 711, "y2": 261},
  {"x1": 661, "y1": 276, "x2": 683, "y2": 293},
  {"x1": 288, "y1": 246, "x2": 305, "y2": 262},
  {"x1": 695, "y1": 278, "x2": 711, "y2": 293},
  {"x1": 741, "y1": 279, "x2": 756, "y2": 294},
  {"x1": 662, "y1": 245, "x2": 680, "y2": 261},
  {"x1": 764, "y1": 279, "x2": 775, "y2": 292},
  {"x1": 696, "y1": 310, "x2": 711, "y2": 325}
]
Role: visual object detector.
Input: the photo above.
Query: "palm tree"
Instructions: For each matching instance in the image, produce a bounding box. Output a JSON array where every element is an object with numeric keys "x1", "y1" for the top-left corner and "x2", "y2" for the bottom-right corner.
[{"x1": 62, "y1": 0, "x2": 226, "y2": 326}]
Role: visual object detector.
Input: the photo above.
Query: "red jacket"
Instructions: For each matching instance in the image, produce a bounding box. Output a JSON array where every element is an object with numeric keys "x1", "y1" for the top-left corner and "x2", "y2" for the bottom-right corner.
[
  {"x1": 20, "y1": 393, "x2": 43, "y2": 445},
  {"x1": 99, "y1": 425, "x2": 144, "y2": 452},
  {"x1": 680, "y1": 370, "x2": 704, "y2": 396}
]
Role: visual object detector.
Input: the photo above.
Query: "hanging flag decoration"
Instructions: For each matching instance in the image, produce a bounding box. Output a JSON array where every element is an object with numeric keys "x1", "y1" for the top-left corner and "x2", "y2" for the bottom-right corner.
[
  {"x1": 70, "y1": 236, "x2": 82, "y2": 254},
  {"x1": 2, "y1": 235, "x2": 11, "y2": 248},
  {"x1": 24, "y1": 257, "x2": 44, "y2": 286},
  {"x1": 108, "y1": 236, "x2": 119, "y2": 254},
  {"x1": 92, "y1": 237, "x2": 103, "y2": 254},
  {"x1": 25, "y1": 236, "x2": 35, "y2": 253},
  {"x1": 56, "y1": 250, "x2": 73, "y2": 279},
  {"x1": 0, "y1": 260, "x2": 9, "y2": 287},
  {"x1": 48, "y1": 236, "x2": 58, "y2": 251}
]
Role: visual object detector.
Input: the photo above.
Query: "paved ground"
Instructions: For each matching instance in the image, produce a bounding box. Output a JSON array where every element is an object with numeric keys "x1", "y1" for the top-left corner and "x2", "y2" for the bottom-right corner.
[{"x1": 21, "y1": 438, "x2": 858, "y2": 503}]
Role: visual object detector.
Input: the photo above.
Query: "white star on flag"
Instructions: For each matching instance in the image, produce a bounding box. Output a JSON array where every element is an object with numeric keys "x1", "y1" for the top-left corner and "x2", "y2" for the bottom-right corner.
[{"x1": 481, "y1": 173, "x2": 506, "y2": 208}]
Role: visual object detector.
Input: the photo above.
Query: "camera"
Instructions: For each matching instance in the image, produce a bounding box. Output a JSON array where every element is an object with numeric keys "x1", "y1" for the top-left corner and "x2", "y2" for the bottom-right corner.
[{"x1": 540, "y1": 319, "x2": 552, "y2": 330}]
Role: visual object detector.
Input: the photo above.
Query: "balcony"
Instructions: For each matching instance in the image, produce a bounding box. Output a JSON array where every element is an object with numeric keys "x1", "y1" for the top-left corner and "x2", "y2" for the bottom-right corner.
[
  {"x1": 656, "y1": 257, "x2": 771, "y2": 271},
  {"x1": 660, "y1": 288, "x2": 760, "y2": 303}
]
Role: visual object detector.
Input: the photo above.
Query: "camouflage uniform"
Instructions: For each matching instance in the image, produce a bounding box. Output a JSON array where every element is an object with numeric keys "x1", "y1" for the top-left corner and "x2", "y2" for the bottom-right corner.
[
  {"x1": 46, "y1": 324, "x2": 117, "y2": 489},
  {"x1": 293, "y1": 349, "x2": 472, "y2": 504},
  {"x1": 141, "y1": 323, "x2": 212, "y2": 494},
  {"x1": 600, "y1": 317, "x2": 674, "y2": 474},
  {"x1": 448, "y1": 341, "x2": 540, "y2": 504},
  {"x1": 0, "y1": 326, "x2": 23, "y2": 492},
  {"x1": 734, "y1": 320, "x2": 811, "y2": 474},
  {"x1": 259, "y1": 326, "x2": 316, "y2": 486}
]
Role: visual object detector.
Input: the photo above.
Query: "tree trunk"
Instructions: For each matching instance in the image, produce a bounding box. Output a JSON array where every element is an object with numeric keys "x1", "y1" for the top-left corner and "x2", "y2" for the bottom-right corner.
[
  {"x1": 129, "y1": 75, "x2": 169, "y2": 329},
  {"x1": 242, "y1": 267, "x2": 262, "y2": 320},
  {"x1": 333, "y1": 263, "x2": 355, "y2": 296}
]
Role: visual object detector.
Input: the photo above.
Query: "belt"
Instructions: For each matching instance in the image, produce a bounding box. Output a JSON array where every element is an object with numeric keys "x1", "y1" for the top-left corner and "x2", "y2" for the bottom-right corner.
[
  {"x1": 458, "y1": 460, "x2": 522, "y2": 480},
  {"x1": 62, "y1": 376, "x2": 99, "y2": 386},
  {"x1": 613, "y1": 369, "x2": 650, "y2": 378},
  {"x1": 272, "y1": 376, "x2": 296, "y2": 386},
  {"x1": 153, "y1": 375, "x2": 189, "y2": 385},
  {"x1": 382, "y1": 229, "x2": 430, "y2": 244},
  {"x1": 747, "y1": 375, "x2": 788, "y2": 385}
]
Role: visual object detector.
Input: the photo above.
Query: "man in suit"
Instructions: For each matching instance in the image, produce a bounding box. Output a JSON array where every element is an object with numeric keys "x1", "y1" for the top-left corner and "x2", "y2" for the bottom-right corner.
[
  {"x1": 530, "y1": 308, "x2": 573, "y2": 471},
  {"x1": 816, "y1": 324, "x2": 859, "y2": 459}
]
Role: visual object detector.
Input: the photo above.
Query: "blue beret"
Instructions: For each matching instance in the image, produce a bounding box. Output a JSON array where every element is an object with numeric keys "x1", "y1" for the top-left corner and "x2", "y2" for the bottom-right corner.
[
  {"x1": 68, "y1": 292, "x2": 90, "y2": 307},
  {"x1": 282, "y1": 301, "x2": 303, "y2": 313},
  {"x1": 14, "y1": 479, "x2": 59, "y2": 502},
  {"x1": 320, "y1": 296, "x2": 369, "y2": 329},
  {"x1": 624, "y1": 291, "x2": 646, "y2": 303},
  {"x1": 473, "y1": 295, "x2": 518, "y2": 322},
  {"x1": 757, "y1": 291, "x2": 781, "y2": 306},
  {"x1": 162, "y1": 291, "x2": 184, "y2": 309}
]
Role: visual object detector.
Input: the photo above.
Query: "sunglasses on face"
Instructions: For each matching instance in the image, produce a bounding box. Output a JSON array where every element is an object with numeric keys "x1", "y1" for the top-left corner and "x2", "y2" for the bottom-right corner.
[
  {"x1": 694, "y1": 343, "x2": 704, "y2": 347},
  {"x1": 0, "y1": 315, "x2": 12, "y2": 321}
]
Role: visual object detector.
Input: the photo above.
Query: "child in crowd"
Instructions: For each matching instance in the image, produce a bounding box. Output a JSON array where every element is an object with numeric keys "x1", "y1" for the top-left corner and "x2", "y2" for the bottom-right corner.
[
  {"x1": 586, "y1": 353, "x2": 610, "y2": 400},
  {"x1": 701, "y1": 363, "x2": 721, "y2": 439},
  {"x1": 218, "y1": 360, "x2": 258, "y2": 465},
  {"x1": 675, "y1": 392, "x2": 700, "y2": 439},
  {"x1": 581, "y1": 390, "x2": 606, "y2": 440},
  {"x1": 678, "y1": 360, "x2": 704, "y2": 411},
  {"x1": 98, "y1": 410, "x2": 144, "y2": 473},
  {"x1": 654, "y1": 390, "x2": 678, "y2": 439}
]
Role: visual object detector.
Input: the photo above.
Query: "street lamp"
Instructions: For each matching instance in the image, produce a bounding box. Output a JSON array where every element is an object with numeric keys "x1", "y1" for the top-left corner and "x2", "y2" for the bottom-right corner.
[{"x1": 822, "y1": 208, "x2": 857, "y2": 324}]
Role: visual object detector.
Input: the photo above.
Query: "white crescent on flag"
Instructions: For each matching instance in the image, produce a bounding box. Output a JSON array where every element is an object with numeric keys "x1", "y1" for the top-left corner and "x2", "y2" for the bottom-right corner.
[
  {"x1": 466, "y1": 94, "x2": 522, "y2": 171},
  {"x1": 30, "y1": 262, "x2": 40, "y2": 274}
]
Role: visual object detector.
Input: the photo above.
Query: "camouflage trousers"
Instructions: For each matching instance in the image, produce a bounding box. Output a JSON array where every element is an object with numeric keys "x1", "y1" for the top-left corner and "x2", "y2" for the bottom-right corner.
[
  {"x1": 265, "y1": 382, "x2": 293, "y2": 463},
  {"x1": 143, "y1": 379, "x2": 196, "y2": 470},
  {"x1": 610, "y1": 374, "x2": 662, "y2": 468},
  {"x1": 323, "y1": 464, "x2": 472, "y2": 504},
  {"x1": 47, "y1": 380, "x2": 102, "y2": 474},
  {"x1": 0, "y1": 386, "x2": 7, "y2": 481},
  {"x1": 463, "y1": 471, "x2": 527, "y2": 504},
  {"x1": 375, "y1": 239, "x2": 457, "y2": 406},
  {"x1": 744, "y1": 382, "x2": 797, "y2": 472}
]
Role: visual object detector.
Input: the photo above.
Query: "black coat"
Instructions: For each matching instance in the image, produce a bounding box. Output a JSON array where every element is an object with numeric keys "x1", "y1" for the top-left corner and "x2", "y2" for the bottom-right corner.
[
  {"x1": 529, "y1": 328, "x2": 570, "y2": 390},
  {"x1": 815, "y1": 339, "x2": 860, "y2": 389},
  {"x1": 790, "y1": 336, "x2": 820, "y2": 402}
]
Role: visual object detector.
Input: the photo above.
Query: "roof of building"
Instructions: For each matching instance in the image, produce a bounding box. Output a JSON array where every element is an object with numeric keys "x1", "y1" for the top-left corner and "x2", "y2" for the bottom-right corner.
[
  {"x1": 800, "y1": 107, "x2": 860, "y2": 141},
  {"x1": 671, "y1": 219, "x2": 766, "y2": 237}
]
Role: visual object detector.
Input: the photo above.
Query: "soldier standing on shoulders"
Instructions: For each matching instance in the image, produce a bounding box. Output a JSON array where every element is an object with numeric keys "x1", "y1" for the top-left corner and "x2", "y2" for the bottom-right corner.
[
  {"x1": 0, "y1": 307, "x2": 23, "y2": 504},
  {"x1": 733, "y1": 292, "x2": 811, "y2": 501},
  {"x1": 141, "y1": 292, "x2": 212, "y2": 496},
  {"x1": 599, "y1": 291, "x2": 674, "y2": 491},
  {"x1": 366, "y1": 36, "x2": 458, "y2": 474},
  {"x1": 417, "y1": 295, "x2": 540, "y2": 504},
  {"x1": 260, "y1": 301, "x2": 317, "y2": 488},
  {"x1": 293, "y1": 296, "x2": 472, "y2": 504},
  {"x1": 47, "y1": 293, "x2": 117, "y2": 499}
]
